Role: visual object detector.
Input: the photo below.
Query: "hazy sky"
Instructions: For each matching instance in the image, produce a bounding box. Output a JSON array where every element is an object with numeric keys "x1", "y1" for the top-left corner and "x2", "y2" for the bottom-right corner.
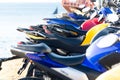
[{"x1": 0, "y1": 0, "x2": 62, "y2": 3}]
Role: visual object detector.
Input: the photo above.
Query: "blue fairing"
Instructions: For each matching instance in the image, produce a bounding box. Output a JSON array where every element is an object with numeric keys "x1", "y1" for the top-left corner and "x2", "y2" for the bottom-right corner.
[
  {"x1": 117, "y1": 9, "x2": 120, "y2": 14},
  {"x1": 84, "y1": 35, "x2": 120, "y2": 72},
  {"x1": 68, "y1": 13, "x2": 89, "y2": 20},
  {"x1": 81, "y1": 58, "x2": 107, "y2": 72},
  {"x1": 23, "y1": 34, "x2": 120, "y2": 73},
  {"x1": 46, "y1": 18, "x2": 80, "y2": 29},
  {"x1": 26, "y1": 53, "x2": 66, "y2": 68},
  {"x1": 99, "y1": 7, "x2": 113, "y2": 16}
]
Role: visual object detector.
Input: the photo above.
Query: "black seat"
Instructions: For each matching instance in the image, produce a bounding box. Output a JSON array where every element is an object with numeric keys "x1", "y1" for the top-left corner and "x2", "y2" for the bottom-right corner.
[
  {"x1": 52, "y1": 33, "x2": 85, "y2": 46},
  {"x1": 47, "y1": 52, "x2": 85, "y2": 66},
  {"x1": 28, "y1": 38, "x2": 88, "y2": 54},
  {"x1": 16, "y1": 43, "x2": 51, "y2": 53},
  {"x1": 48, "y1": 24, "x2": 87, "y2": 37},
  {"x1": 17, "y1": 27, "x2": 33, "y2": 32}
]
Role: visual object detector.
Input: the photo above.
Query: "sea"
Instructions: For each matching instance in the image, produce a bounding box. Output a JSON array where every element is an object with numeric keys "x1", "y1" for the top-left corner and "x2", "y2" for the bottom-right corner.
[{"x1": 0, "y1": 2, "x2": 66, "y2": 58}]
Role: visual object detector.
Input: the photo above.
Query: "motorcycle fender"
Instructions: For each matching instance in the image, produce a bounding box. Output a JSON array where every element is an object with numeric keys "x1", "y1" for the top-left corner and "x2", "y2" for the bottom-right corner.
[
  {"x1": 52, "y1": 67, "x2": 88, "y2": 80},
  {"x1": 81, "y1": 23, "x2": 109, "y2": 46}
]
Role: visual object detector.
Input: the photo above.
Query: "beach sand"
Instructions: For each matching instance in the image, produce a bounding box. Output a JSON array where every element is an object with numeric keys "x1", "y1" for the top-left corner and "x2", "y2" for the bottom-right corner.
[
  {"x1": 1, "y1": 58, "x2": 120, "y2": 80},
  {"x1": 96, "y1": 65, "x2": 120, "y2": 80},
  {"x1": 0, "y1": 59, "x2": 30, "y2": 80}
]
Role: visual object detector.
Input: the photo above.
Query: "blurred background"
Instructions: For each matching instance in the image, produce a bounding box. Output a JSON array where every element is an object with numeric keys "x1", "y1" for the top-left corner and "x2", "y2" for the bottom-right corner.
[{"x1": 0, "y1": 0, "x2": 66, "y2": 58}]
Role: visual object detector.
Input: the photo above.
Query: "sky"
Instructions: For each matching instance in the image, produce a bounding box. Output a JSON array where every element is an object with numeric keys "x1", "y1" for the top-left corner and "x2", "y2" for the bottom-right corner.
[{"x1": 0, "y1": 0, "x2": 62, "y2": 3}]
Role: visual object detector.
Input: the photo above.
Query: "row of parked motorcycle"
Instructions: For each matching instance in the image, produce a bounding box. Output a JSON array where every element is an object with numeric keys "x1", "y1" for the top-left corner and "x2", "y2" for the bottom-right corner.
[{"x1": 1, "y1": 1, "x2": 120, "y2": 80}]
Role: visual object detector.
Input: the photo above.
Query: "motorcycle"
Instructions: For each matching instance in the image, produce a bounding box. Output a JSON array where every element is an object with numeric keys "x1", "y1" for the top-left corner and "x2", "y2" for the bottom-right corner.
[
  {"x1": 7, "y1": 32, "x2": 120, "y2": 80},
  {"x1": 16, "y1": 10, "x2": 119, "y2": 55},
  {"x1": 17, "y1": 23, "x2": 112, "y2": 55},
  {"x1": 17, "y1": 5, "x2": 119, "y2": 40},
  {"x1": 44, "y1": 6, "x2": 91, "y2": 30},
  {"x1": 43, "y1": 6, "x2": 117, "y2": 31}
]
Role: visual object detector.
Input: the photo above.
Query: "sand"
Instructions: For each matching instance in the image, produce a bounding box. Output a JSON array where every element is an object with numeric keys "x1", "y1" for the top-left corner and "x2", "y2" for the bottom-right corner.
[
  {"x1": 96, "y1": 65, "x2": 120, "y2": 80},
  {"x1": 0, "y1": 59, "x2": 30, "y2": 80}
]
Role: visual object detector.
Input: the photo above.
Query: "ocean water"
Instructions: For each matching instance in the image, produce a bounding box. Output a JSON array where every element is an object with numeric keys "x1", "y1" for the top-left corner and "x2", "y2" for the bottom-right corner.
[{"x1": 0, "y1": 2, "x2": 66, "y2": 58}]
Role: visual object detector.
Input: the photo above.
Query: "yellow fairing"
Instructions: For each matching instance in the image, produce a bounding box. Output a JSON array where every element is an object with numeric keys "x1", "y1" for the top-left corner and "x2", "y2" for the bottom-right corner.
[
  {"x1": 81, "y1": 23, "x2": 109, "y2": 46},
  {"x1": 26, "y1": 34, "x2": 45, "y2": 39}
]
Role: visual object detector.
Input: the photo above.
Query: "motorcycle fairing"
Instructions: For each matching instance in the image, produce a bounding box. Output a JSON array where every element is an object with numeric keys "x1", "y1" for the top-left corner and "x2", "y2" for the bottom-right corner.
[
  {"x1": 52, "y1": 67, "x2": 89, "y2": 80},
  {"x1": 26, "y1": 53, "x2": 66, "y2": 68},
  {"x1": 26, "y1": 52, "x2": 101, "y2": 80},
  {"x1": 26, "y1": 51, "x2": 85, "y2": 67},
  {"x1": 97, "y1": 34, "x2": 119, "y2": 48},
  {"x1": 84, "y1": 34, "x2": 120, "y2": 72},
  {"x1": 81, "y1": 18, "x2": 103, "y2": 31},
  {"x1": 81, "y1": 23, "x2": 109, "y2": 46},
  {"x1": 99, "y1": 7, "x2": 113, "y2": 17},
  {"x1": 99, "y1": 52, "x2": 120, "y2": 69},
  {"x1": 44, "y1": 18, "x2": 81, "y2": 29}
]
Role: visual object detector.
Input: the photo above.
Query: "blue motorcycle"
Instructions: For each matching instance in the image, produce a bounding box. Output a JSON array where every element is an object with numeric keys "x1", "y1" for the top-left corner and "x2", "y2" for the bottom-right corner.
[{"x1": 7, "y1": 32, "x2": 120, "y2": 80}]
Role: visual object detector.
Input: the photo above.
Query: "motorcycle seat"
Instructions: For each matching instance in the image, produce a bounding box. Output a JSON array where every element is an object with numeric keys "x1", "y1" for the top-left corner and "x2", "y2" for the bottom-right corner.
[
  {"x1": 47, "y1": 52, "x2": 85, "y2": 66},
  {"x1": 52, "y1": 33, "x2": 85, "y2": 46},
  {"x1": 17, "y1": 27, "x2": 33, "y2": 32},
  {"x1": 48, "y1": 24, "x2": 87, "y2": 37},
  {"x1": 26, "y1": 38, "x2": 89, "y2": 53},
  {"x1": 16, "y1": 43, "x2": 52, "y2": 53}
]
